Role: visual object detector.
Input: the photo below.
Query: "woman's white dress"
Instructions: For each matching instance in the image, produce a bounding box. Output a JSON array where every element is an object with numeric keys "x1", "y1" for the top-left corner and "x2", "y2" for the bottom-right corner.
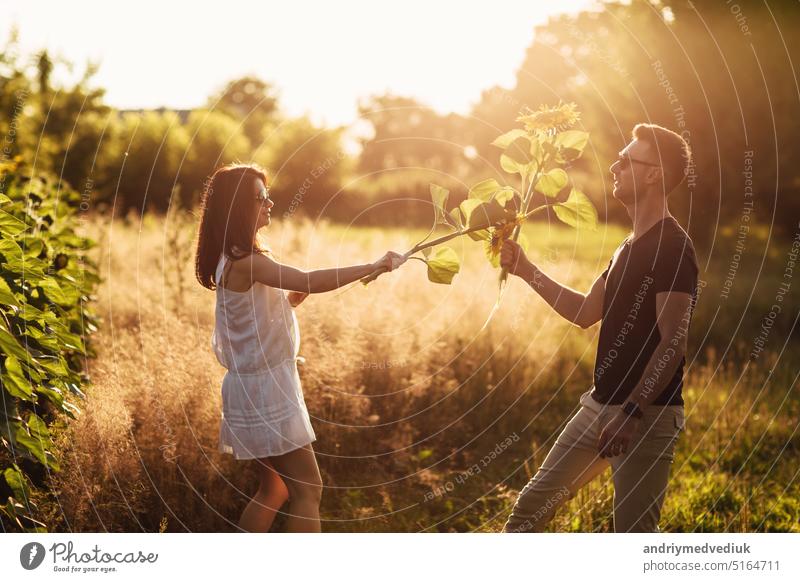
[{"x1": 212, "y1": 254, "x2": 316, "y2": 460}]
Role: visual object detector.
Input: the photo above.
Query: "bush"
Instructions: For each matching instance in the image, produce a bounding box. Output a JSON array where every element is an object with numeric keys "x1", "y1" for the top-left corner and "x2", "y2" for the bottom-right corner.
[{"x1": 0, "y1": 159, "x2": 99, "y2": 531}]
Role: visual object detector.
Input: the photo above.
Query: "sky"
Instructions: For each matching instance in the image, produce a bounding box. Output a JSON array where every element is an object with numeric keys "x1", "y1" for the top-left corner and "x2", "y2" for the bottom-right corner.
[{"x1": 1, "y1": 0, "x2": 595, "y2": 127}]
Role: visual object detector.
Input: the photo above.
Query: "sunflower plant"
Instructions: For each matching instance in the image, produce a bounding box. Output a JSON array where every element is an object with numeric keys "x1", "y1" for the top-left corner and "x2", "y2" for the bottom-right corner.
[{"x1": 363, "y1": 102, "x2": 598, "y2": 286}]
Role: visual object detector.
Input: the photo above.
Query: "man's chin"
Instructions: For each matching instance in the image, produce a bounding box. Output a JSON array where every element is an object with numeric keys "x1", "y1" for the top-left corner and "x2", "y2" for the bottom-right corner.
[{"x1": 612, "y1": 187, "x2": 631, "y2": 204}]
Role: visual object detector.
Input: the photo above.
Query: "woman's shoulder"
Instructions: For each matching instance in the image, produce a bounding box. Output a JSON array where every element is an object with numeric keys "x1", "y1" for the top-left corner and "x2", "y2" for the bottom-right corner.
[
  {"x1": 219, "y1": 249, "x2": 260, "y2": 291},
  {"x1": 222, "y1": 249, "x2": 280, "y2": 292},
  {"x1": 227, "y1": 249, "x2": 276, "y2": 270},
  {"x1": 226, "y1": 244, "x2": 272, "y2": 262}
]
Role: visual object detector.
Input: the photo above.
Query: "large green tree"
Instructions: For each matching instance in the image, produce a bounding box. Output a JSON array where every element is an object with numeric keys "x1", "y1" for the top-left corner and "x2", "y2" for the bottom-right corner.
[
  {"x1": 357, "y1": 94, "x2": 482, "y2": 180},
  {"x1": 99, "y1": 111, "x2": 189, "y2": 213},
  {"x1": 472, "y1": 0, "x2": 800, "y2": 241},
  {"x1": 177, "y1": 109, "x2": 251, "y2": 208},
  {"x1": 256, "y1": 116, "x2": 350, "y2": 219},
  {"x1": 207, "y1": 76, "x2": 279, "y2": 148}
]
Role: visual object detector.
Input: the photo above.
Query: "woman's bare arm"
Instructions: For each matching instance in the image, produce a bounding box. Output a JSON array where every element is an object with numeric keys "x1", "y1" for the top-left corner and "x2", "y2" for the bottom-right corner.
[{"x1": 234, "y1": 252, "x2": 404, "y2": 293}]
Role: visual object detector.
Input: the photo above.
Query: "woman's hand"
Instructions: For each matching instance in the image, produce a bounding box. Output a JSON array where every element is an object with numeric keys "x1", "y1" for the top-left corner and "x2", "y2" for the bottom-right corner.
[
  {"x1": 287, "y1": 291, "x2": 309, "y2": 307},
  {"x1": 371, "y1": 251, "x2": 407, "y2": 273}
]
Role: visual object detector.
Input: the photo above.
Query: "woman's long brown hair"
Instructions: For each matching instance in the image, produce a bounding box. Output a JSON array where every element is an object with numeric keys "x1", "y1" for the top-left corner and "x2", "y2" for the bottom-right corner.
[{"x1": 195, "y1": 163, "x2": 269, "y2": 290}]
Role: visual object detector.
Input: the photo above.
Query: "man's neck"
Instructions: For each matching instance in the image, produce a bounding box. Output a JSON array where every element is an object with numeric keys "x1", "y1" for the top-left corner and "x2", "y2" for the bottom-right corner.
[{"x1": 627, "y1": 194, "x2": 672, "y2": 242}]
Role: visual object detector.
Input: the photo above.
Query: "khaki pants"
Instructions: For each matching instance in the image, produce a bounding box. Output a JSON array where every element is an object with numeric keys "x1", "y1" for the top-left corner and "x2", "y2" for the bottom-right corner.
[{"x1": 503, "y1": 389, "x2": 685, "y2": 533}]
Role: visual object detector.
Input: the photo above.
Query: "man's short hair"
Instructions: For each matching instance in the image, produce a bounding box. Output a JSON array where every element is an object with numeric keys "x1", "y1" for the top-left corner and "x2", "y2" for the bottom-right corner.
[{"x1": 632, "y1": 123, "x2": 692, "y2": 195}]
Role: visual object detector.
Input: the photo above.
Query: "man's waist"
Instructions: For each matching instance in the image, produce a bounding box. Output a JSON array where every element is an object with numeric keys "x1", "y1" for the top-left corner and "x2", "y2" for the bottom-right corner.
[{"x1": 589, "y1": 383, "x2": 684, "y2": 406}]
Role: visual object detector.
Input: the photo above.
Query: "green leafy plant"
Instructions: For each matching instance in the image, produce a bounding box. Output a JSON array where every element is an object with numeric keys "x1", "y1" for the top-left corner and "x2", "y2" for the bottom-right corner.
[
  {"x1": 0, "y1": 159, "x2": 99, "y2": 531},
  {"x1": 362, "y1": 102, "x2": 598, "y2": 287}
]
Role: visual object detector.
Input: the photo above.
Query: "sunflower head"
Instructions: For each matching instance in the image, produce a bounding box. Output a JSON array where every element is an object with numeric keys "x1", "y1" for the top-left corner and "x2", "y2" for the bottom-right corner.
[
  {"x1": 517, "y1": 102, "x2": 580, "y2": 134},
  {"x1": 486, "y1": 217, "x2": 522, "y2": 266}
]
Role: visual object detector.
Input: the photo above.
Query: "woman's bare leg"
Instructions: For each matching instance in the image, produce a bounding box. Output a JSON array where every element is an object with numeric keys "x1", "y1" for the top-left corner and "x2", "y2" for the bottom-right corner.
[
  {"x1": 238, "y1": 459, "x2": 289, "y2": 532},
  {"x1": 269, "y1": 444, "x2": 323, "y2": 532}
]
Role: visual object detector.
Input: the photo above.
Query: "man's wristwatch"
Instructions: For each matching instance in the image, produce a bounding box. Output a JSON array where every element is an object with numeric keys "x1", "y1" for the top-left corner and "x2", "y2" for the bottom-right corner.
[{"x1": 622, "y1": 401, "x2": 643, "y2": 420}]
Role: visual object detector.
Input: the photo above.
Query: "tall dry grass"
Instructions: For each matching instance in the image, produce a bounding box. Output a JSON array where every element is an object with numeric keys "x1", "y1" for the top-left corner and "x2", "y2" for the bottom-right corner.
[{"x1": 39, "y1": 213, "x2": 800, "y2": 532}]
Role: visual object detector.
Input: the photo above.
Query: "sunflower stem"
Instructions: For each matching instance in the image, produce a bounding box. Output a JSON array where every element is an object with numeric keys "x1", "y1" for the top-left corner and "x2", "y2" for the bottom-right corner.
[{"x1": 361, "y1": 205, "x2": 548, "y2": 285}]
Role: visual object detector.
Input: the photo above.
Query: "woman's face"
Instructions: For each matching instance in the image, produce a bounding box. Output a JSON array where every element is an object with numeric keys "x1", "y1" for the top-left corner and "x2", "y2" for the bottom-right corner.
[{"x1": 252, "y1": 177, "x2": 274, "y2": 230}]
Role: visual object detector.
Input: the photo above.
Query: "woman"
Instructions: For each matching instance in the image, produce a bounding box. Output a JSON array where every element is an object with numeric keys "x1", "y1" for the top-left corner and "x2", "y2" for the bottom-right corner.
[{"x1": 195, "y1": 163, "x2": 405, "y2": 532}]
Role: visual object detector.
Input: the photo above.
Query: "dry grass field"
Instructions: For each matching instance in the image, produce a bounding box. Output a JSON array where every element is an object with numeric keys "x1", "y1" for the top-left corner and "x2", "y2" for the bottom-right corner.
[{"x1": 37, "y1": 212, "x2": 800, "y2": 532}]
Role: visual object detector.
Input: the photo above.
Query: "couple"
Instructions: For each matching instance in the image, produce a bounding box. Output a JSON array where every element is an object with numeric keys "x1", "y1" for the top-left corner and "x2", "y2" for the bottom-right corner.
[{"x1": 194, "y1": 122, "x2": 698, "y2": 533}]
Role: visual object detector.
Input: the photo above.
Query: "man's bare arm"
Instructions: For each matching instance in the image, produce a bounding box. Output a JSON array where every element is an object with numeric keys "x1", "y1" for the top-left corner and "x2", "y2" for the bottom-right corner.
[{"x1": 500, "y1": 239, "x2": 605, "y2": 328}]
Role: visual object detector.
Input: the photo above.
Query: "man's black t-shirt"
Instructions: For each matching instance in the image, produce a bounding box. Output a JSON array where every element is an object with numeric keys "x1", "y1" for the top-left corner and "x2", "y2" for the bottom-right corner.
[{"x1": 591, "y1": 216, "x2": 699, "y2": 406}]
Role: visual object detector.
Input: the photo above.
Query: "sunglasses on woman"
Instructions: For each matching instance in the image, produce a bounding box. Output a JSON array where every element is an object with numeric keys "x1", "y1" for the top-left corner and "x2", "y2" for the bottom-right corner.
[{"x1": 255, "y1": 187, "x2": 271, "y2": 203}]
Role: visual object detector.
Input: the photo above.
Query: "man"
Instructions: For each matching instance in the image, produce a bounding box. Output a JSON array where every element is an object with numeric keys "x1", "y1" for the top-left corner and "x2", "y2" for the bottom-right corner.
[{"x1": 499, "y1": 123, "x2": 699, "y2": 533}]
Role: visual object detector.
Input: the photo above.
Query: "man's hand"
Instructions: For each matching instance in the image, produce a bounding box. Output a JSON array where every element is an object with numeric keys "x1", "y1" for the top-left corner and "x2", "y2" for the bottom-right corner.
[
  {"x1": 598, "y1": 412, "x2": 641, "y2": 458},
  {"x1": 287, "y1": 291, "x2": 308, "y2": 307},
  {"x1": 500, "y1": 239, "x2": 533, "y2": 278}
]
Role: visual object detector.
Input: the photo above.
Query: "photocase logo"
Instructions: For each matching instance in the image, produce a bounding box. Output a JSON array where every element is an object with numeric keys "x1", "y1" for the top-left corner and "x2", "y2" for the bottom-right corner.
[{"x1": 20, "y1": 542, "x2": 46, "y2": 570}]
